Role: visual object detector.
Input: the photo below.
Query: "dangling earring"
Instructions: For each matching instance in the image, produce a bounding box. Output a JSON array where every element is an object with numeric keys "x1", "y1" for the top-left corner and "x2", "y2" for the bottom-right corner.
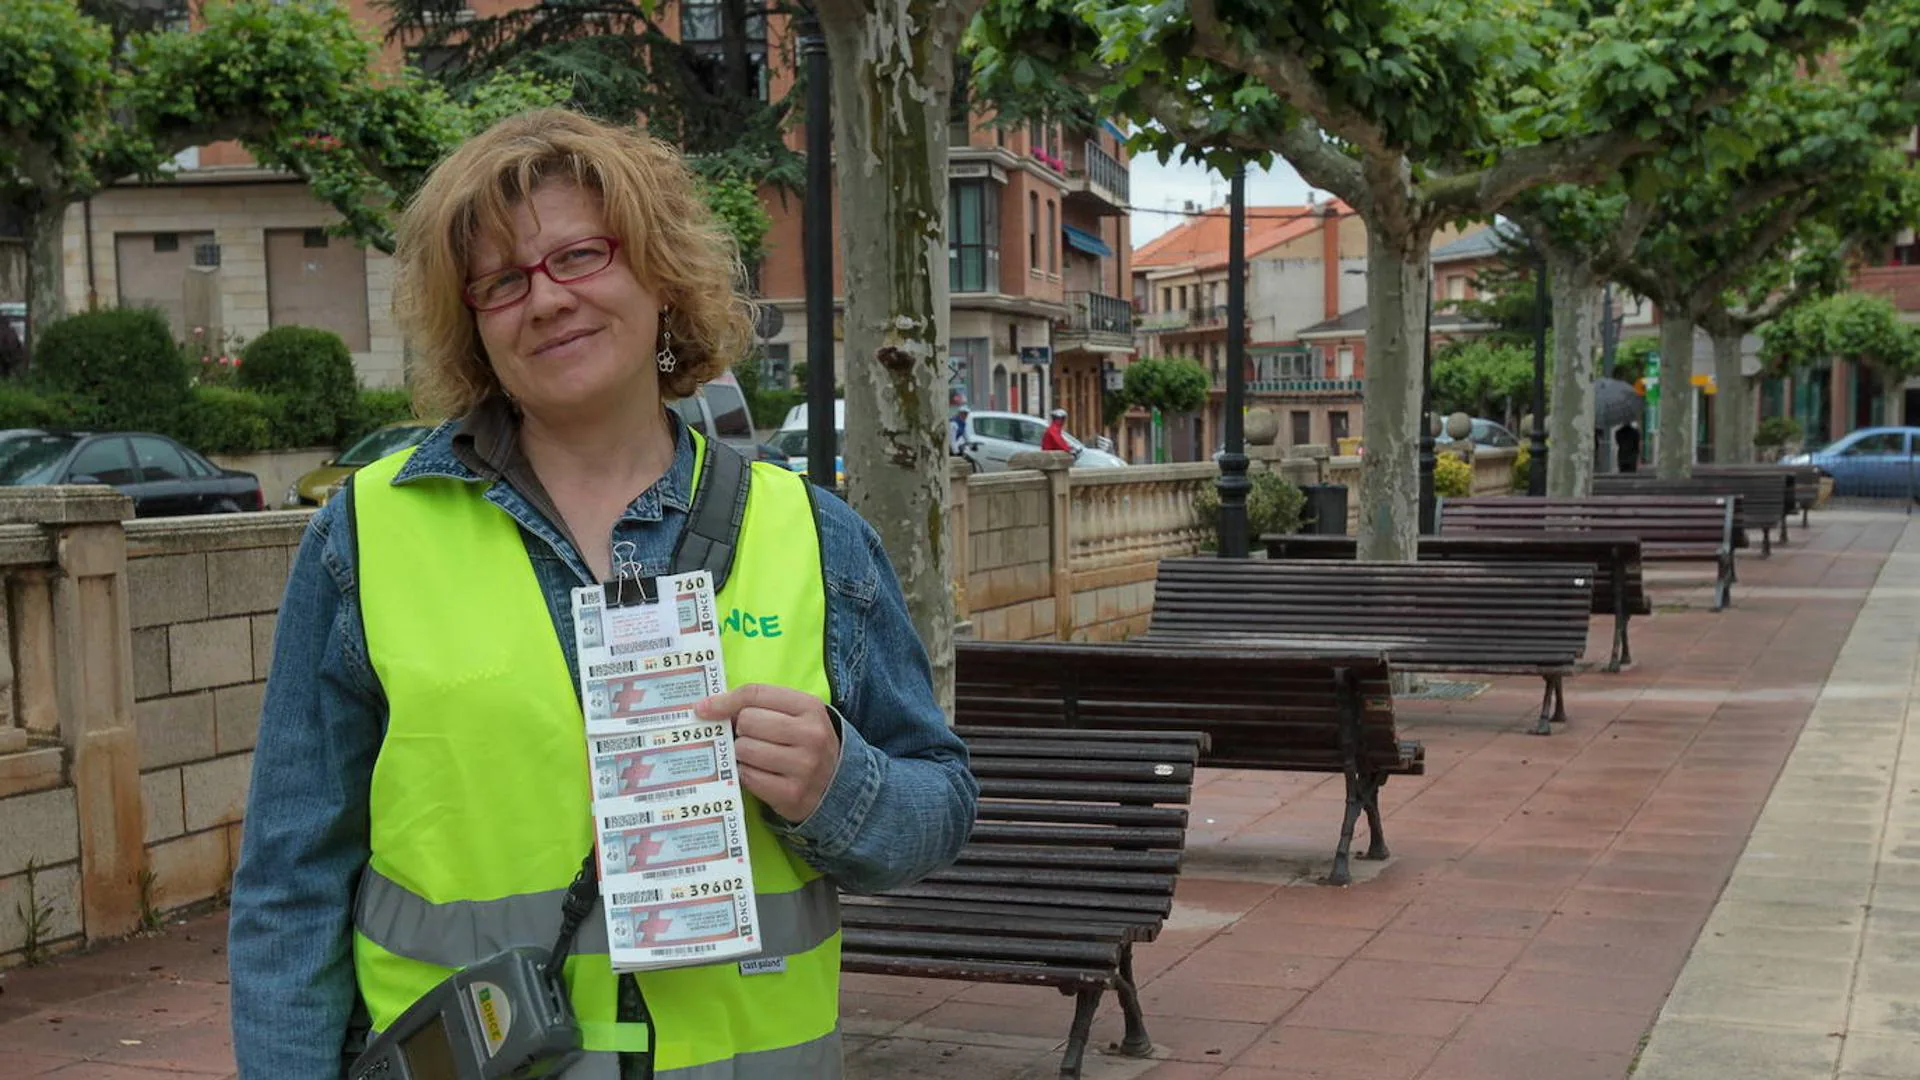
[{"x1": 655, "y1": 312, "x2": 678, "y2": 374}]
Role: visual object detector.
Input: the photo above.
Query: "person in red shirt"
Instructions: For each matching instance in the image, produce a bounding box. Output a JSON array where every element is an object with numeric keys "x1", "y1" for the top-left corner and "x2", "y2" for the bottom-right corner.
[{"x1": 1041, "y1": 408, "x2": 1074, "y2": 453}]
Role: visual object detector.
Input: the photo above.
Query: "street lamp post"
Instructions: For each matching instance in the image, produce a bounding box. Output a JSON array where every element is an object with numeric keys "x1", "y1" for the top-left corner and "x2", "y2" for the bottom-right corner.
[
  {"x1": 1418, "y1": 284, "x2": 1436, "y2": 534},
  {"x1": 799, "y1": 8, "x2": 836, "y2": 493},
  {"x1": 1529, "y1": 255, "x2": 1549, "y2": 495},
  {"x1": 1217, "y1": 166, "x2": 1250, "y2": 557}
]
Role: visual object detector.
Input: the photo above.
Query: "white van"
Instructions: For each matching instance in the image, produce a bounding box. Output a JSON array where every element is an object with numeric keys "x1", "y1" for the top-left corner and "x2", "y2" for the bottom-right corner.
[{"x1": 778, "y1": 399, "x2": 846, "y2": 433}]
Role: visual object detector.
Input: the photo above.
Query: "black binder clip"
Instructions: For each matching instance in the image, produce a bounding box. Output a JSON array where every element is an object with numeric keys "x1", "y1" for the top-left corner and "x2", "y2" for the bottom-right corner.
[{"x1": 606, "y1": 541, "x2": 658, "y2": 608}]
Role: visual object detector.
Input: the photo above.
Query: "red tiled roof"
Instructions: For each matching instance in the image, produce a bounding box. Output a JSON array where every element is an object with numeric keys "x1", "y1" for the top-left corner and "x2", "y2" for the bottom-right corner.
[{"x1": 1132, "y1": 200, "x2": 1352, "y2": 271}]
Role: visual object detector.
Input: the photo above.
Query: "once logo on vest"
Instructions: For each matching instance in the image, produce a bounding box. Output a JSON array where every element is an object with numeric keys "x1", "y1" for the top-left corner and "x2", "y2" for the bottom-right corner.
[{"x1": 723, "y1": 608, "x2": 784, "y2": 638}]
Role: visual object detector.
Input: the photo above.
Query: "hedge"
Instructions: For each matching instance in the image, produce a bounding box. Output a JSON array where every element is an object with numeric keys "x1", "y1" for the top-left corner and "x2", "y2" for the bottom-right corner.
[
  {"x1": 235, "y1": 326, "x2": 359, "y2": 446},
  {"x1": 31, "y1": 308, "x2": 190, "y2": 432}
]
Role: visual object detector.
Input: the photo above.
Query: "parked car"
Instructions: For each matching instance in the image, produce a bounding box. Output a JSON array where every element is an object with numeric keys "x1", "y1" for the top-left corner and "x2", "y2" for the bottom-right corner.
[
  {"x1": 955, "y1": 410, "x2": 1128, "y2": 472},
  {"x1": 779, "y1": 399, "x2": 846, "y2": 434},
  {"x1": 768, "y1": 425, "x2": 843, "y2": 486},
  {"x1": 667, "y1": 370, "x2": 785, "y2": 464},
  {"x1": 1782, "y1": 426, "x2": 1920, "y2": 498},
  {"x1": 285, "y1": 421, "x2": 434, "y2": 507},
  {"x1": 1433, "y1": 418, "x2": 1521, "y2": 450},
  {"x1": 0, "y1": 431, "x2": 263, "y2": 515}
]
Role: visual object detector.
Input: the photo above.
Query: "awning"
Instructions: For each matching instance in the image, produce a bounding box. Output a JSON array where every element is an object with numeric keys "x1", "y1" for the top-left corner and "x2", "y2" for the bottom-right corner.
[{"x1": 1063, "y1": 224, "x2": 1112, "y2": 258}]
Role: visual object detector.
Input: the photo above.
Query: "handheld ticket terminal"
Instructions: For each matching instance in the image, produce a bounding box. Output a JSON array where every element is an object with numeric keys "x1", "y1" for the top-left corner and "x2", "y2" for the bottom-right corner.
[{"x1": 348, "y1": 857, "x2": 600, "y2": 1080}]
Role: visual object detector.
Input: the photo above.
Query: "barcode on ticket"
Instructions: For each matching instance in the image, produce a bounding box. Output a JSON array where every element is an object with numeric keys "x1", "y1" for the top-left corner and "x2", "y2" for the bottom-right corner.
[
  {"x1": 587, "y1": 658, "x2": 638, "y2": 679},
  {"x1": 649, "y1": 942, "x2": 721, "y2": 959},
  {"x1": 611, "y1": 888, "x2": 663, "y2": 905},
  {"x1": 639, "y1": 863, "x2": 708, "y2": 882},
  {"x1": 612, "y1": 637, "x2": 675, "y2": 656}
]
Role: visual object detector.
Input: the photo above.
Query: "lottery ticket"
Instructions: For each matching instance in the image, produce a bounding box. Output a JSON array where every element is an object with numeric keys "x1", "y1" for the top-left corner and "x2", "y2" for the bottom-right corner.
[
  {"x1": 589, "y1": 726, "x2": 734, "y2": 801},
  {"x1": 570, "y1": 569, "x2": 762, "y2": 971}
]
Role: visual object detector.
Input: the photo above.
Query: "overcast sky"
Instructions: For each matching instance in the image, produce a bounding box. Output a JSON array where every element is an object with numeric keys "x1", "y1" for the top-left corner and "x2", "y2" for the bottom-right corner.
[{"x1": 1128, "y1": 150, "x2": 1320, "y2": 248}]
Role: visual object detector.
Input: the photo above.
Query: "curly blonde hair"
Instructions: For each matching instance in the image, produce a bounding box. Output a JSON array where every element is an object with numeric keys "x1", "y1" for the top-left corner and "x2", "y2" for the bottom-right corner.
[{"x1": 393, "y1": 109, "x2": 754, "y2": 417}]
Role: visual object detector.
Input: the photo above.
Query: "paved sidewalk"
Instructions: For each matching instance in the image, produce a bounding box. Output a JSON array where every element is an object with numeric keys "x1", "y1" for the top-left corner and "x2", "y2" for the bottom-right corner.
[
  {"x1": 1633, "y1": 516, "x2": 1920, "y2": 1079},
  {"x1": 0, "y1": 510, "x2": 1913, "y2": 1079}
]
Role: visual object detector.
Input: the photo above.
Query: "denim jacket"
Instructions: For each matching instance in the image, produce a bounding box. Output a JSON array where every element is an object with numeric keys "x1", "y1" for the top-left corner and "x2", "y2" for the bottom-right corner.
[{"x1": 227, "y1": 409, "x2": 977, "y2": 1079}]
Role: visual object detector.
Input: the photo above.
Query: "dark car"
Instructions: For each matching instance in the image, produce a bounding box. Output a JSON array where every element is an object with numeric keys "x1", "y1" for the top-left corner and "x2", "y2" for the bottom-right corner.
[{"x1": 0, "y1": 431, "x2": 264, "y2": 516}]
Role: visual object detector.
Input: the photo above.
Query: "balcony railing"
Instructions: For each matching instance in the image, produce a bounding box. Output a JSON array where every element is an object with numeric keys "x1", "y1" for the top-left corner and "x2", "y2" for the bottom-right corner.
[
  {"x1": 1064, "y1": 140, "x2": 1129, "y2": 213},
  {"x1": 1138, "y1": 309, "x2": 1190, "y2": 331},
  {"x1": 1248, "y1": 377, "x2": 1364, "y2": 394},
  {"x1": 1063, "y1": 291, "x2": 1133, "y2": 336}
]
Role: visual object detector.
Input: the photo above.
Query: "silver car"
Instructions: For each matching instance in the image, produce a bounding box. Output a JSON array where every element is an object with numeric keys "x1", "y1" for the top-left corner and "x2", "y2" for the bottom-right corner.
[{"x1": 956, "y1": 410, "x2": 1128, "y2": 472}]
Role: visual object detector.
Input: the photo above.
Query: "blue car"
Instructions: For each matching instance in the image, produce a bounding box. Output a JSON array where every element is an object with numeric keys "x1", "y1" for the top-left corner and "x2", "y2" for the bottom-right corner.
[{"x1": 1782, "y1": 426, "x2": 1920, "y2": 498}]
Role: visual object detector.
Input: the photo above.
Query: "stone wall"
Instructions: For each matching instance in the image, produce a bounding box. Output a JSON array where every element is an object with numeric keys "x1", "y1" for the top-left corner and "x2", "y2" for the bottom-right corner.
[
  {"x1": 126, "y1": 514, "x2": 304, "y2": 924},
  {"x1": 952, "y1": 457, "x2": 1215, "y2": 643}
]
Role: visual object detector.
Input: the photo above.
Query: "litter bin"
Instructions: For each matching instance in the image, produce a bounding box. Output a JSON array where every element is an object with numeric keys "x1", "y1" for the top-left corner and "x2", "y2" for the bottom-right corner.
[{"x1": 1300, "y1": 483, "x2": 1349, "y2": 535}]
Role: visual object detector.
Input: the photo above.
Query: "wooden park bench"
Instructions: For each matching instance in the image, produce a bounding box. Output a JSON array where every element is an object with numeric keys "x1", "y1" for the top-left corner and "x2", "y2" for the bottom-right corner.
[
  {"x1": 1593, "y1": 472, "x2": 1788, "y2": 554},
  {"x1": 1439, "y1": 495, "x2": 1739, "y2": 610},
  {"x1": 1144, "y1": 557, "x2": 1596, "y2": 735},
  {"x1": 953, "y1": 640, "x2": 1418, "y2": 885},
  {"x1": 1697, "y1": 463, "x2": 1822, "y2": 528},
  {"x1": 841, "y1": 726, "x2": 1207, "y2": 1080},
  {"x1": 1260, "y1": 533, "x2": 1650, "y2": 670}
]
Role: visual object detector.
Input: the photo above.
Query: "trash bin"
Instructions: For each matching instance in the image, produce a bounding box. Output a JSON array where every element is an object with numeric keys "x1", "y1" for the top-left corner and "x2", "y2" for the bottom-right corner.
[{"x1": 1300, "y1": 483, "x2": 1349, "y2": 535}]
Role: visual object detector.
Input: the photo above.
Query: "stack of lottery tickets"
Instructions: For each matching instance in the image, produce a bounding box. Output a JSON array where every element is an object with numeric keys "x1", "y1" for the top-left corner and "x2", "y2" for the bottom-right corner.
[{"x1": 571, "y1": 570, "x2": 762, "y2": 972}]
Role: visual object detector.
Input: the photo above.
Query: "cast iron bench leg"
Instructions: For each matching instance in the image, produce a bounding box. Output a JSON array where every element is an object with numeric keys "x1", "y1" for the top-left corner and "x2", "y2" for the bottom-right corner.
[
  {"x1": 1331, "y1": 764, "x2": 1363, "y2": 885},
  {"x1": 1361, "y1": 770, "x2": 1390, "y2": 860},
  {"x1": 1761, "y1": 525, "x2": 1773, "y2": 557},
  {"x1": 1058, "y1": 987, "x2": 1104, "y2": 1080},
  {"x1": 1115, "y1": 948, "x2": 1153, "y2": 1057},
  {"x1": 1608, "y1": 563, "x2": 1628, "y2": 672},
  {"x1": 1714, "y1": 557, "x2": 1732, "y2": 611},
  {"x1": 1533, "y1": 677, "x2": 1556, "y2": 736},
  {"x1": 1550, "y1": 675, "x2": 1569, "y2": 725}
]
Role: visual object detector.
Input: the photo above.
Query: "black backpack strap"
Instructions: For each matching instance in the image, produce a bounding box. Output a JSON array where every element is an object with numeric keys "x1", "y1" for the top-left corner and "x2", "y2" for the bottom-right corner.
[{"x1": 671, "y1": 437, "x2": 752, "y2": 590}]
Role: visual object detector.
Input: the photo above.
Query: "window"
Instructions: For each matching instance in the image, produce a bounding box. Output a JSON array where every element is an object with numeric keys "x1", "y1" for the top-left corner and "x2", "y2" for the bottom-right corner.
[
  {"x1": 1028, "y1": 120, "x2": 1042, "y2": 152},
  {"x1": 131, "y1": 437, "x2": 192, "y2": 483},
  {"x1": 1844, "y1": 432, "x2": 1906, "y2": 455},
  {"x1": 681, "y1": 2, "x2": 769, "y2": 102},
  {"x1": 759, "y1": 342, "x2": 790, "y2": 389},
  {"x1": 193, "y1": 242, "x2": 221, "y2": 268},
  {"x1": 406, "y1": 45, "x2": 459, "y2": 76},
  {"x1": 1014, "y1": 417, "x2": 1048, "y2": 445},
  {"x1": 1336, "y1": 347, "x2": 1355, "y2": 379},
  {"x1": 1290, "y1": 411, "x2": 1312, "y2": 446},
  {"x1": 702, "y1": 380, "x2": 753, "y2": 439},
  {"x1": 1447, "y1": 275, "x2": 1468, "y2": 301},
  {"x1": 302, "y1": 228, "x2": 329, "y2": 249},
  {"x1": 972, "y1": 416, "x2": 1019, "y2": 441},
  {"x1": 1329, "y1": 411, "x2": 1350, "y2": 442},
  {"x1": 153, "y1": 234, "x2": 179, "y2": 253},
  {"x1": 70, "y1": 438, "x2": 138, "y2": 486},
  {"x1": 1178, "y1": 285, "x2": 1188, "y2": 310},
  {"x1": 1045, "y1": 200, "x2": 1057, "y2": 275},
  {"x1": 948, "y1": 180, "x2": 1000, "y2": 293},
  {"x1": 951, "y1": 338, "x2": 989, "y2": 408},
  {"x1": 1161, "y1": 287, "x2": 1172, "y2": 312},
  {"x1": 1028, "y1": 192, "x2": 1040, "y2": 269}
]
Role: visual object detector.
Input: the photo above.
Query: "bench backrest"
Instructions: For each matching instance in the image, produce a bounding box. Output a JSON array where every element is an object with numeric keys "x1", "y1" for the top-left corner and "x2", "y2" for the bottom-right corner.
[
  {"x1": 1593, "y1": 473, "x2": 1786, "y2": 528},
  {"x1": 1259, "y1": 534, "x2": 1649, "y2": 616},
  {"x1": 1439, "y1": 495, "x2": 1735, "y2": 550},
  {"x1": 1147, "y1": 557, "x2": 1594, "y2": 668},
  {"x1": 954, "y1": 639, "x2": 1398, "y2": 773},
  {"x1": 1696, "y1": 464, "x2": 1817, "y2": 510},
  {"x1": 883, "y1": 728, "x2": 1203, "y2": 922}
]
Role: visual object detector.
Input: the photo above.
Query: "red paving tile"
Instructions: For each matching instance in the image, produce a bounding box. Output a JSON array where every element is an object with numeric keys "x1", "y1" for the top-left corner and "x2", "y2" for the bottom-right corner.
[{"x1": 2, "y1": 513, "x2": 1902, "y2": 1080}]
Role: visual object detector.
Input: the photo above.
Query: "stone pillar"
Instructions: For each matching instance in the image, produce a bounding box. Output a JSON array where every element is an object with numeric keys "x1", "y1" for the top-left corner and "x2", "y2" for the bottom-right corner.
[
  {"x1": 0, "y1": 487, "x2": 142, "y2": 939},
  {"x1": 948, "y1": 458, "x2": 973, "y2": 625},
  {"x1": 1010, "y1": 451, "x2": 1076, "y2": 639}
]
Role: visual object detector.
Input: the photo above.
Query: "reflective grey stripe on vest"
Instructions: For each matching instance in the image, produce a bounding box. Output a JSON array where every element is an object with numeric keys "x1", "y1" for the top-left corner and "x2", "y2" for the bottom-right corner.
[
  {"x1": 355, "y1": 869, "x2": 840, "y2": 969},
  {"x1": 557, "y1": 1028, "x2": 843, "y2": 1080}
]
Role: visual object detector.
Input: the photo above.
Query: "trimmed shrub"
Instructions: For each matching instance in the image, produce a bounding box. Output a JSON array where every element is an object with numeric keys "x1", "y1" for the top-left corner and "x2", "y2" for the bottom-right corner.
[
  {"x1": 1192, "y1": 469, "x2": 1308, "y2": 550},
  {"x1": 1433, "y1": 452, "x2": 1474, "y2": 498},
  {"x1": 31, "y1": 307, "x2": 190, "y2": 432},
  {"x1": 235, "y1": 326, "x2": 357, "y2": 445},
  {"x1": 342, "y1": 387, "x2": 419, "y2": 446},
  {"x1": 0, "y1": 384, "x2": 73, "y2": 430},
  {"x1": 176, "y1": 386, "x2": 282, "y2": 455}
]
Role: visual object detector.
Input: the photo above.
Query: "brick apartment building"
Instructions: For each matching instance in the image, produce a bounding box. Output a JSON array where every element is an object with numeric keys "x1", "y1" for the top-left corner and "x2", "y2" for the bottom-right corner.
[{"x1": 17, "y1": 1, "x2": 1135, "y2": 447}]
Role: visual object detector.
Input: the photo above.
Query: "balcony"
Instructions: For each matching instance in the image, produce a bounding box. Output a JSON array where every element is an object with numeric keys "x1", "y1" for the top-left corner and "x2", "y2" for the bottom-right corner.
[
  {"x1": 1055, "y1": 291, "x2": 1136, "y2": 354},
  {"x1": 1063, "y1": 140, "x2": 1129, "y2": 216},
  {"x1": 1248, "y1": 377, "x2": 1365, "y2": 395},
  {"x1": 1138, "y1": 309, "x2": 1190, "y2": 332}
]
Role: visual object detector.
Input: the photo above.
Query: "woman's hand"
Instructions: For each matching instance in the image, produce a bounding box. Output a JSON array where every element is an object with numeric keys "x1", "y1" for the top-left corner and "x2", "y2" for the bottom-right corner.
[{"x1": 695, "y1": 685, "x2": 840, "y2": 823}]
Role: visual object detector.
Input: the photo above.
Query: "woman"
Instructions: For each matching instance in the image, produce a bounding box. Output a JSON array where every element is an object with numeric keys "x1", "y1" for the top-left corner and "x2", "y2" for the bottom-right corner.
[{"x1": 228, "y1": 109, "x2": 976, "y2": 1080}]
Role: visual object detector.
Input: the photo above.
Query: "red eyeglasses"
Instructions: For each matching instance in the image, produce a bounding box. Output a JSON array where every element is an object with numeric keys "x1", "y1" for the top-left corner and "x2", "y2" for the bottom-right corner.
[{"x1": 464, "y1": 236, "x2": 622, "y2": 312}]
